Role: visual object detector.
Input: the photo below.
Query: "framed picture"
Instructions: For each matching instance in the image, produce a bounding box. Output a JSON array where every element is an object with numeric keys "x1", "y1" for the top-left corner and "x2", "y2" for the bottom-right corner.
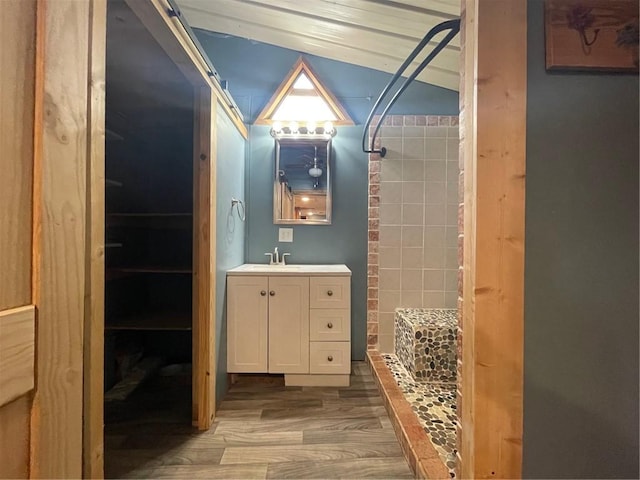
[{"x1": 545, "y1": 0, "x2": 639, "y2": 71}]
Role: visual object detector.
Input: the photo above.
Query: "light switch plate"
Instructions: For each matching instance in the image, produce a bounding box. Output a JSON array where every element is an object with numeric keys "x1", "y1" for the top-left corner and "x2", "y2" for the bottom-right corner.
[{"x1": 278, "y1": 228, "x2": 293, "y2": 242}]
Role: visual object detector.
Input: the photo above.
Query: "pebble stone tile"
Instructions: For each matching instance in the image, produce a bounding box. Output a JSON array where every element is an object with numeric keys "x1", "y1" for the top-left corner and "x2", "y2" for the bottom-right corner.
[
  {"x1": 382, "y1": 353, "x2": 457, "y2": 476},
  {"x1": 395, "y1": 309, "x2": 457, "y2": 383}
]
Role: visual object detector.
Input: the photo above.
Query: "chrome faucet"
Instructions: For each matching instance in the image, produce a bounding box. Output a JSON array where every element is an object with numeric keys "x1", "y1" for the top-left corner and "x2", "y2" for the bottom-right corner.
[{"x1": 264, "y1": 247, "x2": 290, "y2": 265}]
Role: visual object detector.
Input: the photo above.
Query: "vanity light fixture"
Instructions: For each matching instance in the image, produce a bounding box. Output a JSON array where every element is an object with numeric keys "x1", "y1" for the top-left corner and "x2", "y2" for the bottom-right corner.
[{"x1": 257, "y1": 57, "x2": 354, "y2": 139}]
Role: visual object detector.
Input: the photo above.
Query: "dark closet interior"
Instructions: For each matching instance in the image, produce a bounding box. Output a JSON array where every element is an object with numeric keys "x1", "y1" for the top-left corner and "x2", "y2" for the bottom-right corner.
[{"x1": 103, "y1": 0, "x2": 196, "y2": 453}]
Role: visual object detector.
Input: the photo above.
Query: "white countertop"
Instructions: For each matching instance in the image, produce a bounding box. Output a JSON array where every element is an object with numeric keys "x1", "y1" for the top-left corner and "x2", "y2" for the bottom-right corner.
[{"x1": 227, "y1": 263, "x2": 351, "y2": 276}]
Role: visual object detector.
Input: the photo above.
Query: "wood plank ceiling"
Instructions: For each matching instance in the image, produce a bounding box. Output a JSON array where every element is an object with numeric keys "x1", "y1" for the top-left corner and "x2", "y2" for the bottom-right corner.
[{"x1": 176, "y1": 0, "x2": 461, "y2": 91}]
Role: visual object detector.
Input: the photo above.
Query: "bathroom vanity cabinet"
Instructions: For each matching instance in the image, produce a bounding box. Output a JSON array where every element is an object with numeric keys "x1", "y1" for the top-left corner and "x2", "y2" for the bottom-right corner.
[{"x1": 227, "y1": 264, "x2": 351, "y2": 386}]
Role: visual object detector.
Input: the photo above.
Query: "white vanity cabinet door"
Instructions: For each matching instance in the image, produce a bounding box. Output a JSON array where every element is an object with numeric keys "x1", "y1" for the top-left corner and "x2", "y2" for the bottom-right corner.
[
  {"x1": 268, "y1": 276, "x2": 310, "y2": 374},
  {"x1": 227, "y1": 276, "x2": 269, "y2": 373}
]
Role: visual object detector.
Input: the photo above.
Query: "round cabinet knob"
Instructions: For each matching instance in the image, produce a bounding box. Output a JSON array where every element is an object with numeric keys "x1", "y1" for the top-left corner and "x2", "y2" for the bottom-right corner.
[
  {"x1": 327, "y1": 322, "x2": 333, "y2": 329},
  {"x1": 269, "y1": 290, "x2": 275, "y2": 296},
  {"x1": 327, "y1": 290, "x2": 333, "y2": 296},
  {"x1": 327, "y1": 355, "x2": 334, "y2": 362},
  {"x1": 260, "y1": 290, "x2": 267, "y2": 296}
]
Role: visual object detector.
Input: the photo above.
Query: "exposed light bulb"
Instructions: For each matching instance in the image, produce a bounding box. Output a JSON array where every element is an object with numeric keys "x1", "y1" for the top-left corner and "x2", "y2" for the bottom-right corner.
[
  {"x1": 323, "y1": 121, "x2": 334, "y2": 135},
  {"x1": 272, "y1": 121, "x2": 283, "y2": 133},
  {"x1": 289, "y1": 121, "x2": 299, "y2": 134},
  {"x1": 306, "y1": 121, "x2": 317, "y2": 134}
]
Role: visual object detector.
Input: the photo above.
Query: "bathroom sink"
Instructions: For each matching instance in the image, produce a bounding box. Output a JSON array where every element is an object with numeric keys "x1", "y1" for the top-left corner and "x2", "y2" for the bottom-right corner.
[
  {"x1": 244, "y1": 264, "x2": 304, "y2": 272},
  {"x1": 227, "y1": 263, "x2": 352, "y2": 276}
]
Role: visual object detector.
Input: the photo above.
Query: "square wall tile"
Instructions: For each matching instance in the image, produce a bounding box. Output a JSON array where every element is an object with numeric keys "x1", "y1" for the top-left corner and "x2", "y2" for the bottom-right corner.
[
  {"x1": 402, "y1": 204, "x2": 424, "y2": 225},
  {"x1": 424, "y1": 226, "x2": 446, "y2": 249},
  {"x1": 403, "y1": 160, "x2": 424, "y2": 180},
  {"x1": 425, "y1": 161, "x2": 446, "y2": 182},
  {"x1": 380, "y1": 181, "x2": 402, "y2": 204},
  {"x1": 379, "y1": 268, "x2": 401, "y2": 290},
  {"x1": 380, "y1": 126, "x2": 403, "y2": 138},
  {"x1": 402, "y1": 181, "x2": 424, "y2": 204},
  {"x1": 401, "y1": 269, "x2": 423, "y2": 290},
  {"x1": 425, "y1": 138, "x2": 447, "y2": 159},
  {"x1": 445, "y1": 269, "x2": 458, "y2": 291},
  {"x1": 380, "y1": 226, "x2": 401, "y2": 247},
  {"x1": 380, "y1": 204, "x2": 402, "y2": 225},
  {"x1": 447, "y1": 182, "x2": 459, "y2": 205},
  {"x1": 445, "y1": 291, "x2": 458, "y2": 308},
  {"x1": 446, "y1": 204, "x2": 458, "y2": 225},
  {"x1": 425, "y1": 182, "x2": 446, "y2": 204},
  {"x1": 423, "y1": 269, "x2": 445, "y2": 290},
  {"x1": 379, "y1": 312, "x2": 395, "y2": 335},
  {"x1": 401, "y1": 247, "x2": 423, "y2": 268},
  {"x1": 423, "y1": 291, "x2": 445, "y2": 308},
  {"x1": 402, "y1": 137, "x2": 425, "y2": 159},
  {"x1": 403, "y1": 126, "x2": 426, "y2": 137},
  {"x1": 424, "y1": 205, "x2": 446, "y2": 226},
  {"x1": 400, "y1": 290, "x2": 423, "y2": 308},
  {"x1": 379, "y1": 290, "x2": 400, "y2": 313},
  {"x1": 446, "y1": 247, "x2": 458, "y2": 269},
  {"x1": 381, "y1": 158, "x2": 402, "y2": 181},
  {"x1": 426, "y1": 126, "x2": 448, "y2": 138},
  {"x1": 401, "y1": 226, "x2": 423, "y2": 247},
  {"x1": 447, "y1": 161, "x2": 459, "y2": 182},
  {"x1": 379, "y1": 247, "x2": 401, "y2": 268},
  {"x1": 423, "y1": 246, "x2": 445, "y2": 268},
  {"x1": 378, "y1": 333, "x2": 394, "y2": 353},
  {"x1": 447, "y1": 138, "x2": 460, "y2": 160}
]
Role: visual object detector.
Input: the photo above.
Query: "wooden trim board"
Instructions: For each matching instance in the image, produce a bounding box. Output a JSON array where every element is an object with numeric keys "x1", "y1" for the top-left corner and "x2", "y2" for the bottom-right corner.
[
  {"x1": 192, "y1": 87, "x2": 217, "y2": 430},
  {"x1": 30, "y1": 0, "x2": 90, "y2": 476},
  {"x1": 0, "y1": 306, "x2": 36, "y2": 408},
  {"x1": 83, "y1": 0, "x2": 107, "y2": 477},
  {"x1": 460, "y1": 1, "x2": 527, "y2": 478}
]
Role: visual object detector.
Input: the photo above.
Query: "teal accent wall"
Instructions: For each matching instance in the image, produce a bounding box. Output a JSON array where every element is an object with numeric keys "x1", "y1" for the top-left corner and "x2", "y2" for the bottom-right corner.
[
  {"x1": 523, "y1": 1, "x2": 639, "y2": 477},
  {"x1": 215, "y1": 104, "x2": 246, "y2": 403}
]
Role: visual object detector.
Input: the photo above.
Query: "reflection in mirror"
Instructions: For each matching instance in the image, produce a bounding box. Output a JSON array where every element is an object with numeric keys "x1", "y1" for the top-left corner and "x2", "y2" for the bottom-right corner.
[{"x1": 274, "y1": 136, "x2": 332, "y2": 225}]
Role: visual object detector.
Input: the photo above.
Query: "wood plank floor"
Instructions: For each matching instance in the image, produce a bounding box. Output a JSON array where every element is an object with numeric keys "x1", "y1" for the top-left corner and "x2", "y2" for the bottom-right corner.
[{"x1": 105, "y1": 362, "x2": 413, "y2": 479}]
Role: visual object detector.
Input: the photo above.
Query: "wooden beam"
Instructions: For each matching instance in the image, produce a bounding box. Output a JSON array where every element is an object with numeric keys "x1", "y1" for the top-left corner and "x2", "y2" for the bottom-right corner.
[
  {"x1": 83, "y1": 0, "x2": 106, "y2": 477},
  {"x1": 0, "y1": 306, "x2": 36, "y2": 407},
  {"x1": 460, "y1": 0, "x2": 527, "y2": 478},
  {"x1": 0, "y1": 0, "x2": 36, "y2": 311},
  {"x1": 124, "y1": 0, "x2": 247, "y2": 139},
  {"x1": 30, "y1": 0, "x2": 90, "y2": 476},
  {"x1": 192, "y1": 87, "x2": 217, "y2": 430}
]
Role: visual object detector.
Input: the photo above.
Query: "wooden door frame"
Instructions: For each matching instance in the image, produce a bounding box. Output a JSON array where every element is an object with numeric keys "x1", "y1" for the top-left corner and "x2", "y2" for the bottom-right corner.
[
  {"x1": 459, "y1": 1, "x2": 527, "y2": 478},
  {"x1": 83, "y1": 0, "x2": 247, "y2": 476}
]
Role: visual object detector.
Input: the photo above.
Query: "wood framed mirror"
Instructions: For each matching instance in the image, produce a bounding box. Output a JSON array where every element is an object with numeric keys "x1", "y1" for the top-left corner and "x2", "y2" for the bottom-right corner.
[{"x1": 273, "y1": 136, "x2": 332, "y2": 225}]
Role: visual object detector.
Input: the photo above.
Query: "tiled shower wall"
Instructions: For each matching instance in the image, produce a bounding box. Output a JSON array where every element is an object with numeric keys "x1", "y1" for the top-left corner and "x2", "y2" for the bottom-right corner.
[{"x1": 367, "y1": 115, "x2": 459, "y2": 353}]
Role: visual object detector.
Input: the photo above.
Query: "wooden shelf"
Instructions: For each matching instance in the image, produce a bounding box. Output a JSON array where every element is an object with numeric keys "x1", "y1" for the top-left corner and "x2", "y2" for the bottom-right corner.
[
  {"x1": 106, "y1": 311, "x2": 192, "y2": 331},
  {"x1": 107, "y1": 213, "x2": 192, "y2": 229},
  {"x1": 106, "y1": 179, "x2": 123, "y2": 187},
  {"x1": 106, "y1": 266, "x2": 191, "y2": 280}
]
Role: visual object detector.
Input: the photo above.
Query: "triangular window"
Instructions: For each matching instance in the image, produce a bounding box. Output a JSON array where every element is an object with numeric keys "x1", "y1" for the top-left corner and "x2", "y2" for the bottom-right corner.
[{"x1": 256, "y1": 57, "x2": 353, "y2": 126}]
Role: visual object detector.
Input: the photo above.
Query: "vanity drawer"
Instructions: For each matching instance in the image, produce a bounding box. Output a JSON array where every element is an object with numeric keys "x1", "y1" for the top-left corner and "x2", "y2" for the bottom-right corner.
[
  {"x1": 309, "y1": 342, "x2": 350, "y2": 374},
  {"x1": 309, "y1": 277, "x2": 350, "y2": 309},
  {"x1": 310, "y1": 309, "x2": 350, "y2": 342}
]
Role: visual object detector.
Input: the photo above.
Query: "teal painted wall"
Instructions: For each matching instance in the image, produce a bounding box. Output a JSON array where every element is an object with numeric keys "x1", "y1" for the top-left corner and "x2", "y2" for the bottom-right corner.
[
  {"x1": 523, "y1": 1, "x2": 639, "y2": 477},
  {"x1": 215, "y1": 104, "x2": 246, "y2": 403}
]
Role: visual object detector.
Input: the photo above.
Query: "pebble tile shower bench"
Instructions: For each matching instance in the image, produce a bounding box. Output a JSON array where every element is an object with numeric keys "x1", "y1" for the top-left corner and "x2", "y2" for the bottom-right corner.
[{"x1": 386, "y1": 308, "x2": 459, "y2": 476}]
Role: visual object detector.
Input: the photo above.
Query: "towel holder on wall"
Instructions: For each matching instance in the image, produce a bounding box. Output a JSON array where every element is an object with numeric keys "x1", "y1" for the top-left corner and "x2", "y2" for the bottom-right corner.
[{"x1": 231, "y1": 197, "x2": 246, "y2": 221}]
